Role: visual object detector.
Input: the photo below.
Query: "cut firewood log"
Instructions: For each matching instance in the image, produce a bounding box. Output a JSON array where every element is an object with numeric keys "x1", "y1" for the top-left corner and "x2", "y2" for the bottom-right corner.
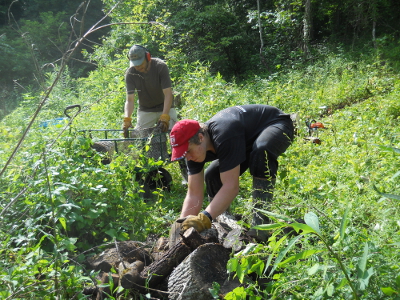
[
  {"x1": 167, "y1": 243, "x2": 230, "y2": 300},
  {"x1": 119, "y1": 228, "x2": 219, "y2": 290},
  {"x1": 168, "y1": 221, "x2": 182, "y2": 249},
  {"x1": 140, "y1": 239, "x2": 191, "y2": 287},
  {"x1": 181, "y1": 227, "x2": 219, "y2": 250},
  {"x1": 119, "y1": 260, "x2": 146, "y2": 291},
  {"x1": 87, "y1": 241, "x2": 152, "y2": 272},
  {"x1": 222, "y1": 228, "x2": 243, "y2": 252}
]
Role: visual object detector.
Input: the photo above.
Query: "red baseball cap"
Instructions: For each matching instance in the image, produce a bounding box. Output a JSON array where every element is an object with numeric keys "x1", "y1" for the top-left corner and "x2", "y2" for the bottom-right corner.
[{"x1": 170, "y1": 119, "x2": 200, "y2": 161}]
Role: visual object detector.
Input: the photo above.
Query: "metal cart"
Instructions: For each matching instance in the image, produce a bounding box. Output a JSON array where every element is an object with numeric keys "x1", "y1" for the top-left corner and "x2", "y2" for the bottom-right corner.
[{"x1": 64, "y1": 105, "x2": 188, "y2": 198}]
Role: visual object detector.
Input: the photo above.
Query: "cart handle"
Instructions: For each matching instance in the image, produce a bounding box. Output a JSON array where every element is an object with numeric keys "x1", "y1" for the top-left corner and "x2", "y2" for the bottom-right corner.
[{"x1": 64, "y1": 104, "x2": 81, "y2": 119}]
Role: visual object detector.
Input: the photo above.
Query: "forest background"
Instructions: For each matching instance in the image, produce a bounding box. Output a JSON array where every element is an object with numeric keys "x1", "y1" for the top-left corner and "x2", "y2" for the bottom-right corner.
[{"x1": 0, "y1": 0, "x2": 399, "y2": 299}]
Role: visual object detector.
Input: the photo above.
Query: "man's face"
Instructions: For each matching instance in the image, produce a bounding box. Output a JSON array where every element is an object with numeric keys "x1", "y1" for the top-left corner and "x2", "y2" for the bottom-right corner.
[
  {"x1": 184, "y1": 135, "x2": 206, "y2": 162},
  {"x1": 134, "y1": 60, "x2": 148, "y2": 73}
]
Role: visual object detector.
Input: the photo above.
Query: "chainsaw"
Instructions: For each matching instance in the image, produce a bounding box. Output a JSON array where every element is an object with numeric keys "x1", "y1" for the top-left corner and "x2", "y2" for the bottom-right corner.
[{"x1": 305, "y1": 119, "x2": 325, "y2": 144}]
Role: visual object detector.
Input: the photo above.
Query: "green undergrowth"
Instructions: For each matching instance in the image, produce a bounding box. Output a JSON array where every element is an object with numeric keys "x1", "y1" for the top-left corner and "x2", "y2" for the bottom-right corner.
[{"x1": 0, "y1": 50, "x2": 399, "y2": 299}]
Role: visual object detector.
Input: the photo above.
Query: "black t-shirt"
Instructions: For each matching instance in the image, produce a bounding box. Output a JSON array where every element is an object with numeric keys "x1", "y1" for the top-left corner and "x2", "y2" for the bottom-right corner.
[{"x1": 187, "y1": 105, "x2": 291, "y2": 174}]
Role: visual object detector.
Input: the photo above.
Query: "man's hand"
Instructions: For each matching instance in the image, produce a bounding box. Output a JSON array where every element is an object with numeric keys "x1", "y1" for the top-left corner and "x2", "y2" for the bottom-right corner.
[
  {"x1": 177, "y1": 212, "x2": 212, "y2": 233},
  {"x1": 157, "y1": 114, "x2": 170, "y2": 132},
  {"x1": 122, "y1": 117, "x2": 132, "y2": 138}
]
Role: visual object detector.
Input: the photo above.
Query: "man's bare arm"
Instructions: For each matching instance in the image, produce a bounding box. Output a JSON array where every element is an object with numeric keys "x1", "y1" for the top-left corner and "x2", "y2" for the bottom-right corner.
[{"x1": 180, "y1": 169, "x2": 205, "y2": 218}]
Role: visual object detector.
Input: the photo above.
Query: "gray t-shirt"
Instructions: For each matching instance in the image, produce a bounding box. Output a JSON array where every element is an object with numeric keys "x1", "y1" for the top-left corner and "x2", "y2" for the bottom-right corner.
[{"x1": 125, "y1": 58, "x2": 173, "y2": 112}]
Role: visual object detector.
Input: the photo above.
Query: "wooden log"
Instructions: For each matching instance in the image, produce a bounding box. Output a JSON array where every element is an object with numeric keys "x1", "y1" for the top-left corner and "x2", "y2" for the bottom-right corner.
[
  {"x1": 140, "y1": 240, "x2": 191, "y2": 287},
  {"x1": 119, "y1": 261, "x2": 146, "y2": 290},
  {"x1": 87, "y1": 241, "x2": 152, "y2": 272},
  {"x1": 181, "y1": 227, "x2": 219, "y2": 250},
  {"x1": 222, "y1": 228, "x2": 243, "y2": 252},
  {"x1": 167, "y1": 243, "x2": 230, "y2": 300},
  {"x1": 120, "y1": 228, "x2": 219, "y2": 290}
]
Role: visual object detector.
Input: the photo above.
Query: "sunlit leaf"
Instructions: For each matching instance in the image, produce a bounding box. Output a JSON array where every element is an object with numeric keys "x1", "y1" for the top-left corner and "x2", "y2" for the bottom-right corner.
[
  {"x1": 381, "y1": 287, "x2": 397, "y2": 296},
  {"x1": 270, "y1": 235, "x2": 302, "y2": 276},
  {"x1": 308, "y1": 263, "x2": 320, "y2": 275},
  {"x1": 340, "y1": 204, "x2": 351, "y2": 240},
  {"x1": 251, "y1": 223, "x2": 283, "y2": 230},
  {"x1": 291, "y1": 222, "x2": 317, "y2": 235},
  {"x1": 59, "y1": 217, "x2": 67, "y2": 231},
  {"x1": 279, "y1": 249, "x2": 323, "y2": 267},
  {"x1": 304, "y1": 212, "x2": 321, "y2": 235}
]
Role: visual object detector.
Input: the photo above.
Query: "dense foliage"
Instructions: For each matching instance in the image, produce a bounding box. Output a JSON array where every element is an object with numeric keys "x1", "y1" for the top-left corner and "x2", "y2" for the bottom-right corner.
[{"x1": 0, "y1": 0, "x2": 400, "y2": 299}]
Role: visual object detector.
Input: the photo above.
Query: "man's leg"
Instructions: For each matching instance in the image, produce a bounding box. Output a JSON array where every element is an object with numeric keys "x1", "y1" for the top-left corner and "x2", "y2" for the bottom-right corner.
[
  {"x1": 247, "y1": 121, "x2": 294, "y2": 242},
  {"x1": 247, "y1": 177, "x2": 275, "y2": 242}
]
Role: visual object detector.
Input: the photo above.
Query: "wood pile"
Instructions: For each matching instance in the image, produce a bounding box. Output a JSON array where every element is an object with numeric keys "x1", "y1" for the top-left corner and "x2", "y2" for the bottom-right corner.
[{"x1": 82, "y1": 213, "x2": 252, "y2": 300}]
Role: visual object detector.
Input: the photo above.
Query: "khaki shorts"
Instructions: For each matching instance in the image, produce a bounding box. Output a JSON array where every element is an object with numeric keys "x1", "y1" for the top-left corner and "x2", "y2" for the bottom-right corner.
[{"x1": 136, "y1": 108, "x2": 178, "y2": 130}]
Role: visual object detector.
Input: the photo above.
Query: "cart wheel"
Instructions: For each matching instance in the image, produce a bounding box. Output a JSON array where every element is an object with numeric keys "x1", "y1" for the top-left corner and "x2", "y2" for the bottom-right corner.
[
  {"x1": 144, "y1": 167, "x2": 172, "y2": 192},
  {"x1": 91, "y1": 141, "x2": 114, "y2": 165}
]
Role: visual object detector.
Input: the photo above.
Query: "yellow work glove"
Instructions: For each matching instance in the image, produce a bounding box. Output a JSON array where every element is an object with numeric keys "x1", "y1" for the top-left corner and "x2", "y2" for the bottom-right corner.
[
  {"x1": 157, "y1": 114, "x2": 170, "y2": 132},
  {"x1": 178, "y1": 212, "x2": 212, "y2": 233},
  {"x1": 122, "y1": 117, "x2": 132, "y2": 138}
]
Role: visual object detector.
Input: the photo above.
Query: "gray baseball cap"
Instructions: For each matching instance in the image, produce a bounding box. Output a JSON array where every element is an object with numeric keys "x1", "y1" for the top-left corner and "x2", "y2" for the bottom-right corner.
[{"x1": 128, "y1": 45, "x2": 145, "y2": 67}]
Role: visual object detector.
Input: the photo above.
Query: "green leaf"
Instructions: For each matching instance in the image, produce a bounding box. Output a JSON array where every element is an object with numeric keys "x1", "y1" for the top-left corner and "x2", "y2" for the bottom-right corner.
[
  {"x1": 251, "y1": 223, "x2": 283, "y2": 230},
  {"x1": 255, "y1": 209, "x2": 293, "y2": 222},
  {"x1": 304, "y1": 212, "x2": 321, "y2": 235},
  {"x1": 381, "y1": 287, "x2": 397, "y2": 296},
  {"x1": 326, "y1": 283, "x2": 334, "y2": 296},
  {"x1": 372, "y1": 184, "x2": 400, "y2": 201},
  {"x1": 291, "y1": 222, "x2": 317, "y2": 235},
  {"x1": 270, "y1": 235, "x2": 302, "y2": 276},
  {"x1": 357, "y1": 242, "x2": 369, "y2": 275},
  {"x1": 358, "y1": 267, "x2": 374, "y2": 290},
  {"x1": 105, "y1": 229, "x2": 117, "y2": 238},
  {"x1": 239, "y1": 243, "x2": 257, "y2": 256},
  {"x1": 236, "y1": 263, "x2": 245, "y2": 283},
  {"x1": 249, "y1": 259, "x2": 265, "y2": 276},
  {"x1": 337, "y1": 277, "x2": 348, "y2": 290},
  {"x1": 339, "y1": 204, "x2": 351, "y2": 240},
  {"x1": 373, "y1": 144, "x2": 400, "y2": 154},
  {"x1": 59, "y1": 217, "x2": 67, "y2": 231},
  {"x1": 308, "y1": 263, "x2": 320, "y2": 275},
  {"x1": 279, "y1": 249, "x2": 323, "y2": 267},
  {"x1": 227, "y1": 257, "x2": 238, "y2": 273}
]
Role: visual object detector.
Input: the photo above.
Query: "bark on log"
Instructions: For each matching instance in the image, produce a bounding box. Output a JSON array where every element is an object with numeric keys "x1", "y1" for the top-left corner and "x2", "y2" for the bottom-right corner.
[
  {"x1": 119, "y1": 228, "x2": 219, "y2": 290},
  {"x1": 181, "y1": 227, "x2": 219, "y2": 250},
  {"x1": 168, "y1": 243, "x2": 230, "y2": 300},
  {"x1": 87, "y1": 241, "x2": 152, "y2": 272},
  {"x1": 119, "y1": 260, "x2": 145, "y2": 290}
]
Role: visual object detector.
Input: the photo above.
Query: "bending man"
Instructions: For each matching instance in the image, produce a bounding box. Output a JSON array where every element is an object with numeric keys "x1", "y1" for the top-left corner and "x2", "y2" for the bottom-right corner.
[{"x1": 169, "y1": 104, "x2": 294, "y2": 242}]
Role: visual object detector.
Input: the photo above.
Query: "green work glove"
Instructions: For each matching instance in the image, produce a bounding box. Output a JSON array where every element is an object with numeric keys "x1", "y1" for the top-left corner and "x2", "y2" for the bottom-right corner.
[
  {"x1": 178, "y1": 212, "x2": 212, "y2": 233},
  {"x1": 157, "y1": 114, "x2": 170, "y2": 132}
]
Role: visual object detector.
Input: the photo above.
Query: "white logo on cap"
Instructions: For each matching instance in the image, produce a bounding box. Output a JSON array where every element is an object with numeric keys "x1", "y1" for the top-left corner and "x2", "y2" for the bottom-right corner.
[{"x1": 170, "y1": 136, "x2": 178, "y2": 147}]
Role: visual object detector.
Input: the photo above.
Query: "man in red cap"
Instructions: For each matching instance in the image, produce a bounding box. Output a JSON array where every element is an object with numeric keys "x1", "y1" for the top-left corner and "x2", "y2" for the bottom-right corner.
[{"x1": 169, "y1": 104, "x2": 294, "y2": 242}]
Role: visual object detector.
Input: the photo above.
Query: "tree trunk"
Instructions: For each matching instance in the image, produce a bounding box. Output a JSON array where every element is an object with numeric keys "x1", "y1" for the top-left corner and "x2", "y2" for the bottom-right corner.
[
  {"x1": 303, "y1": 0, "x2": 312, "y2": 58},
  {"x1": 168, "y1": 243, "x2": 230, "y2": 300}
]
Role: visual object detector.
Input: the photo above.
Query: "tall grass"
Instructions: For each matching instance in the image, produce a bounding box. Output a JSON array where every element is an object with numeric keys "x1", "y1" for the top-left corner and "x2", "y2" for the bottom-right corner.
[{"x1": 0, "y1": 49, "x2": 399, "y2": 299}]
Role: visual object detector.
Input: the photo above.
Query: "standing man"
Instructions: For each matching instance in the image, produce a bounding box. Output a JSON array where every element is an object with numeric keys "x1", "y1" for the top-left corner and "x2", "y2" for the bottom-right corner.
[
  {"x1": 122, "y1": 45, "x2": 178, "y2": 135},
  {"x1": 169, "y1": 105, "x2": 294, "y2": 242}
]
